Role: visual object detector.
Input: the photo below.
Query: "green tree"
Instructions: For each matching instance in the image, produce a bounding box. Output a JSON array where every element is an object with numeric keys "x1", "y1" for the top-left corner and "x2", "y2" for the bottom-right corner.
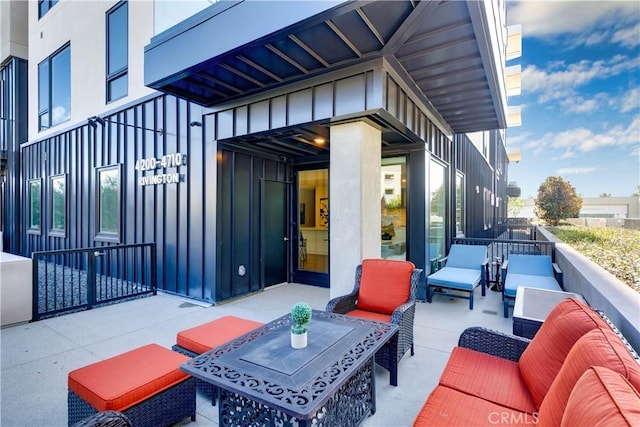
[
  {"x1": 535, "y1": 176, "x2": 582, "y2": 226},
  {"x1": 632, "y1": 185, "x2": 640, "y2": 197},
  {"x1": 599, "y1": 193, "x2": 611, "y2": 197},
  {"x1": 507, "y1": 196, "x2": 525, "y2": 217}
]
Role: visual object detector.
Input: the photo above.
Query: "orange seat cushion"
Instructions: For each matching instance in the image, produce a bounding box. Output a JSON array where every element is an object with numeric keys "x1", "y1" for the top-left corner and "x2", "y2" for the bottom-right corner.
[
  {"x1": 356, "y1": 259, "x2": 415, "y2": 315},
  {"x1": 176, "y1": 315, "x2": 263, "y2": 355},
  {"x1": 438, "y1": 347, "x2": 537, "y2": 414},
  {"x1": 413, "y1": 385, "x2": 536, "y2": 427},
  {"x1": 68, "y1": 344, "x2": 190, "y2": 412},
  {"x1": 518, "y1": 298, "x2": 607, "y2": 408},
  {"x1": 538, "y1": 327, "x2": 640, "y2": 426},
  {"x1": 346, "y1": 309, "x2": 392, "y2": 323},
  {"x1": 561, "y1": 366, "x2": 640, "y2": 426}
]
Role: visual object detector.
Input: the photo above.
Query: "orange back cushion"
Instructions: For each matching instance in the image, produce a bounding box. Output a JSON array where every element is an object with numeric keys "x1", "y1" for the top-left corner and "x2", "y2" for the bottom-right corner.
[
  {"x1": 518, "y1": 298, "x2": 607, "y2": 408},
  {"x1": 356, "y1": 259, "x2": 415, "y2": 315},
  {"x1": 560, "y1": 366, "x2": 640, "y2": 426},
  {"x1": 538, "y1": 327, "x2": 640, "y2": 426}
]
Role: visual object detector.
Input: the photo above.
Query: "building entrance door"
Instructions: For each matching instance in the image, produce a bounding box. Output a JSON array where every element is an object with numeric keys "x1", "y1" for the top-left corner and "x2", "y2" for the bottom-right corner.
[
  {"x1": 262, "y1": 180, "x2": 289, "y2": 287},
  {"x1": 293, "y1": 168, "x2": 329, "y2": 287}
]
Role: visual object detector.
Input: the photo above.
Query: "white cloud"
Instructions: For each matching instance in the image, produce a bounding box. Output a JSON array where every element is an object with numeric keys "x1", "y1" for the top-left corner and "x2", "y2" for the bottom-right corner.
[
  {"x1": 620, "y1": 87, "x2": 640, "y2": 113},
  {"x1": 508, "y1": 1, "x2": 639, "y2": 43},
  {"x1": 519, "y1": 114, "x2": 640, "y2": 156},
  {"x1": 613, "y1": 22, "x2": 640, "y2": 47},
  {"x1": 556, "y1": 167, "x2": 597, "y2": 175},
  {"x1": 522, "y1": 56, "x2": 640, "y2": 104}
]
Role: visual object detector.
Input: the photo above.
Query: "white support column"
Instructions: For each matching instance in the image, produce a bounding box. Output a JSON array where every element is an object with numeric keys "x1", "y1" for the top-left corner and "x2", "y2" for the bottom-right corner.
[{"x1": 329, "y1": 121, "x2": 381, "y2": 299}]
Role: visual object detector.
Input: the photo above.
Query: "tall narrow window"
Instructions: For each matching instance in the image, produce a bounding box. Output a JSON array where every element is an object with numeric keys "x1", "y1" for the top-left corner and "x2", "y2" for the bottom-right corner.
[
  {"x1": 429, "y1": 160, "x2": 447, "y2": 266},
  {"x1": 28, "y1": 179, "x2": 42, "y2": 233},
  {"x1": 96, "y1": 165, "x2": 121, "y2": 241},
  {"x1": 50, "y1": 174, "x2": 66, "y2": 236},
  {"x1": 106, "y1": 1, "x2": 128, "y2": 103},
  {"x1": 381, "y1": 157, "x2": 407, "y2": 260},
  {"x1": 38, "y1": 44, "x2": 71, "y2": 131},
  {"x1": 455, "y1": 172, "x2": 465, "y2": 237}
]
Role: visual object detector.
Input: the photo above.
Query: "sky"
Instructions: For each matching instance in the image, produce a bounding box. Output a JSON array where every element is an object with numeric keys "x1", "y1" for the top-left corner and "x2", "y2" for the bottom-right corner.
[{"x1": 505, "y1": 0, "x2": 640, "y2": 198}]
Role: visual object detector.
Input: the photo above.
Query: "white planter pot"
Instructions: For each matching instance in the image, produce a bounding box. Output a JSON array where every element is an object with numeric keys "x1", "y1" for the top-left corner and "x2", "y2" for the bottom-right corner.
[{"x1": 291, "y1": 331, "x2": 307, "y2": 349}]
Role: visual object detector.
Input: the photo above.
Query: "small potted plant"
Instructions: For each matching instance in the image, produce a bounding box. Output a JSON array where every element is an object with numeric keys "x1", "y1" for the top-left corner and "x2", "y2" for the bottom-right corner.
[{"x1": 290, "y1": 302, "x2": 312, "y2": 349}]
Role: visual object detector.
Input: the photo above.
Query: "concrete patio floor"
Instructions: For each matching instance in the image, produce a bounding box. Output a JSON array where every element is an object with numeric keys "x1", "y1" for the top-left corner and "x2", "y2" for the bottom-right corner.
[{"x1": 1, "y1": 282, "x2": 512, "y2": 427}]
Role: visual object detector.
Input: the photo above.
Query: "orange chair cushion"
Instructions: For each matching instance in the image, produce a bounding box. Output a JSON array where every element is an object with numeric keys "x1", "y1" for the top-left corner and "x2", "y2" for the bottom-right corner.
[
  {"x1": 413, "y1": 385, "x2": 536, "y2": 426},
  {"x1": 438, "y1": 347, "x2": 537, "y2": 414},
  {"x1": 345, "y1": 309, "x2": 392, "y2": 323},
  {"x1": 356, "y1": 259, "x2": 415, "y2": 315},
  {"x1": 176, "y1": 315, "x2": 263, "y2": 355},
  {"x1": 68, "y1": 344, "x2": 190, "y2": 412},
  {"x1": 518, "y1": 298, "x2": 607, "y2": 408},
  {"x1": 561, "y1": 366, "x2": 640, "y2": 426},
  {"x1": 538, "y1": 327, "x2": 640, "y2": 426}
]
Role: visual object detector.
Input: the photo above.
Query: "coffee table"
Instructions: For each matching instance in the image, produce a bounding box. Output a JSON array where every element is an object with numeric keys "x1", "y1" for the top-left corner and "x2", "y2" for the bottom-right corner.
[
  {"x1": 513, "y1": 287, "x2": 584, "y2": 339},
  {"x1": 181, "y1": 309, "x2": 398, "y2": 427}
]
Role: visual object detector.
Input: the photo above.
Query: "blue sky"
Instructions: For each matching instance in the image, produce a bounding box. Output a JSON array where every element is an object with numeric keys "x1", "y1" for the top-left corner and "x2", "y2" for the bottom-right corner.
[{"x1": 506, "y1": 1, "x2": 640, "y2": 198}]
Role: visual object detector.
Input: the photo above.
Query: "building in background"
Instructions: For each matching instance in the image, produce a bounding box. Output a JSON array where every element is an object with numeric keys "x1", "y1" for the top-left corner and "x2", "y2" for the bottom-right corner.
[{"x1": 1, "y1": 0, "x2": 521, "y2": 302}]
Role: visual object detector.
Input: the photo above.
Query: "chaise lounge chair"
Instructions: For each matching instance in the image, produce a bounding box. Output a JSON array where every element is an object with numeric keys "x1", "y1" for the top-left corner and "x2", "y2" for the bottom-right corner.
[{"x1": 426, "y1": 244, "x2": 489, "y2": 310}]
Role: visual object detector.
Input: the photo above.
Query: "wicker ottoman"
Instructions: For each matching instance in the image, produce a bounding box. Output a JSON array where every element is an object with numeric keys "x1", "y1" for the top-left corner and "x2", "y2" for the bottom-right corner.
[
  {"x1": 67, "y1": 344, "x2": 195, "y2": 427},
  {"x1": 172, "y1": 315, "x2": 263, "y2": 404}
]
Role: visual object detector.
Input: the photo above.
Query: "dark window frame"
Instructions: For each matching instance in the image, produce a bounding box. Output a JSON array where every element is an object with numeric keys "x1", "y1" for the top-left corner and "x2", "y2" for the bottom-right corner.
[
  {"x1": 106, "y1": 1, "x2": 128, "y2": 103},
  {"x1": 95, "y1": 164, "x2": 122, "y2": 243},
  {"x1": 38, "y1": 43, "x2": 71, "y2": 131},
  {"x1": 27, "y1": 178, "x2": 42, "y2": 235},
  {"x1": 49, "y1": 173, "x2": 67, "y2": 238}
]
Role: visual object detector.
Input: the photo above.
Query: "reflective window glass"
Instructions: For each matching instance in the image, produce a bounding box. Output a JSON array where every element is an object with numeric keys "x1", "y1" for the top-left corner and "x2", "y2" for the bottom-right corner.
[
  {"x1": 381, "y1": 157, "x2": 407, "y2": 260},
  {"x1": 430, "y1": 160, "x2": 447, "y2": 265},
  {"x1": 106, "y1": 1, "x2": 128, "y2": 102},
  {"x1": 28, "y1": 180, "x2": 41, "y2": 230},
  {"x1": 97, "y1": 166, "x2": 121, "y2": 240},
  {"x1": 51, "y1": 175, "x2": 66, "y2": 232}
]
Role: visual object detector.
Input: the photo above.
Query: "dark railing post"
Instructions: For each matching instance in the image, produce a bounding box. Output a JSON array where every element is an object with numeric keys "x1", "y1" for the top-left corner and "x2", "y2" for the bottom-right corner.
[
  {"x1": 151, "y1": 243, "x2": 157, "y2": 295},
  {"x1": 87, "y1": 251, "x2": 96, "y2": 309},
  {"x1": 32, "y1": 253, "x2": 40, "y2": 321}
]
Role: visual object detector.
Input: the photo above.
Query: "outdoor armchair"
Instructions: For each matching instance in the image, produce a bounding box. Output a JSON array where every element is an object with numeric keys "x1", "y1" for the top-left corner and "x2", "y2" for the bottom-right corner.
[
  {"x1": 326, "y1": 259, "x2": 423, "y2": 386},
  {"x1": 426, "y1": 244, "x2": 489, "y2": 309},
  {"x1": 501, "y1": 254, "x2": 563, "y2": 318}
]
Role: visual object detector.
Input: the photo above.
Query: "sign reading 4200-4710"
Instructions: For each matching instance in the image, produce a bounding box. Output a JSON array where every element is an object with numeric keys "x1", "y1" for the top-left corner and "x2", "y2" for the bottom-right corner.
[{"x1": 135, "y1": 153, "x2": 186, "y2": 186}]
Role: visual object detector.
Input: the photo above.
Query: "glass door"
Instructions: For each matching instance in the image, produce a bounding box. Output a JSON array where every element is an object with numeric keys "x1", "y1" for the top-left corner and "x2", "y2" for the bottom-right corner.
[{"x1": 293, "y1": 168, "x2": 329, "y2": 287}]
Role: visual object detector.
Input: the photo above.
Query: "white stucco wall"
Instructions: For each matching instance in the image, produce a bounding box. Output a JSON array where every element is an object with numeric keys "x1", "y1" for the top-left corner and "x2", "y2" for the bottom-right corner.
[{"x1": 27, "y1": 0, "x2": 157, "y2": 141}]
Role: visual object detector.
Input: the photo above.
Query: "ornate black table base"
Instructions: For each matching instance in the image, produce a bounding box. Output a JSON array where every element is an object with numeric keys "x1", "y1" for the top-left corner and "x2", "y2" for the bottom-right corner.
[{"x1": 218, "y1": 358, "x2": 375, "y2": 427}]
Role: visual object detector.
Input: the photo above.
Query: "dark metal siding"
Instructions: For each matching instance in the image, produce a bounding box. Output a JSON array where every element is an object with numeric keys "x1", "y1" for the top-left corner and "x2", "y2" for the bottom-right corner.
[
  {"x1": 1, "y1": 57, "x2": 28, "y2": 253},
  {"x1": 20, "y1": 95, "x2": 218, "y2": 301}
]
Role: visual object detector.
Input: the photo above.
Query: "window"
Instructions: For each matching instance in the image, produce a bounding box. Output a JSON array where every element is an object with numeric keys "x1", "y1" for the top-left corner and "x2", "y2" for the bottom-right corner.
[
  {"x1": 50, "y1": 174, "x2": 66, "y2": 236},
  {"x1": 38, "y1": 44, "x2": 71, "y2": 131},
  {"x1": 429, "y1": 159, "x2": 447, "y2": 265},
  {"x1": 455, "y1": 172, "x2": 465, "y2": 237},
  {"x1": 38, "y1": 0, "x2": 59, "y2": 19},
  {"x1": 28, "y1": 179, "x2": 42, "y2": 233},
  {"x1": 106, "y1": 1, "x2": 128, "y2": 102},
  {"x1": 96, "y1": 165, "x2": 121, "y2": 241},
  {"x1": 381, "y1": 157, "x2": 407, "y2": 260}
]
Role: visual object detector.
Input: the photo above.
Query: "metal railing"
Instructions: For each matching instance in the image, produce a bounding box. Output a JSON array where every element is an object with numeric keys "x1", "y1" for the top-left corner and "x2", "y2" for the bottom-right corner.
[{"x1": 32, "y1": 243, "x2": 157, "y2": 320}]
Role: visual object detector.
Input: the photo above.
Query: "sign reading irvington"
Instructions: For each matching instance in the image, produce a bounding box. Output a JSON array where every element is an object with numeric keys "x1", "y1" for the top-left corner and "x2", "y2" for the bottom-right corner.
[{"x1": 135, "y1": 153, "x2": 186, "y2": 186}]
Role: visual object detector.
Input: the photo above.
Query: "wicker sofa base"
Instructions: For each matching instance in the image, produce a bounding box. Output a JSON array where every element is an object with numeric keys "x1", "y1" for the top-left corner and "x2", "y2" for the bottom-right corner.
[
  {"x1": 68, "y1": 377, "x2": 196, "y2": 427},
  {"x1": 172, "y1": 344, "x2": 218, "y2": 404}
]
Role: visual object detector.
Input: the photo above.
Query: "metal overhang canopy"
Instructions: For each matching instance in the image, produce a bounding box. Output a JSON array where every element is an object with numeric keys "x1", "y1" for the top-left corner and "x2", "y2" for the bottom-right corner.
[{"x1": 144, "y1": 0, "x2": 506, "y2": 135}]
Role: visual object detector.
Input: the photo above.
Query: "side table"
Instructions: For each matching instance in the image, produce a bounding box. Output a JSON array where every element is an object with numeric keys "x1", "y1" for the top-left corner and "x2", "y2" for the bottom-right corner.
[{"x1": 512, "y1": 287, "x2": 585, "y2": 339}]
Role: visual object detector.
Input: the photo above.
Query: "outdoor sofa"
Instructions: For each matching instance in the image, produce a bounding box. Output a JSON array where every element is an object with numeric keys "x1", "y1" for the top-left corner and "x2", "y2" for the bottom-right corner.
[
  {"x1": 413, "y1": 298, "x2": 640, "y2": 426},
  {"x1": 501, "y1": 254, "x2": 563, "y2": 317}
]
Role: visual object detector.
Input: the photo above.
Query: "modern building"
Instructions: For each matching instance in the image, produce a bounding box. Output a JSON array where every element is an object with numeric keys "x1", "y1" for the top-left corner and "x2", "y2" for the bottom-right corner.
[{"x1": 1, "y1": 0, "x2": 521, "y2": 303}]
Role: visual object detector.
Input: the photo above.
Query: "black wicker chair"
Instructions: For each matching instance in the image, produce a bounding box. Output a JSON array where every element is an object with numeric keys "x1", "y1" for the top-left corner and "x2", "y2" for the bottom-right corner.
[
  {"x1": 72, "y1": 410, "x2": 132, "y2": 427},
  {"x1": 326, "y1": 259, "x2": 423, "y2": 386}
]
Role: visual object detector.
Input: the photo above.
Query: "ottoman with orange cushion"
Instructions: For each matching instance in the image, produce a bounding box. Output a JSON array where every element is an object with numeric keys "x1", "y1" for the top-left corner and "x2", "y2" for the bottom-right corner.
[
  {"x1": 67, "y1": 344, "x2": 195, "y2": 427},
  {"x1": 172, "y1": 315, "x2": 263, "y2": 403}
]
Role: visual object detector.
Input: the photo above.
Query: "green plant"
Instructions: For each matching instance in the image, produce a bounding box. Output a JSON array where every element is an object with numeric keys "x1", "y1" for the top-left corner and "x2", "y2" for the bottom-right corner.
[
  {"x1": 535, "y1": 176, "x2": 582, "y2": 226},
  {"x1": 290, "y1": 302, "x2": 312, "y2": 334}
]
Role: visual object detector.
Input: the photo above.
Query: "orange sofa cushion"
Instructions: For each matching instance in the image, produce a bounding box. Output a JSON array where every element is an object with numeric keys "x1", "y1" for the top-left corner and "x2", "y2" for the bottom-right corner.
[
  {"x1": 538, "y1": 327, "x2": 640, "y2": 426},
  {"x1": 561, "y1": 366, "x2": 640, "y2": 426},
  {"x1": 439, "y1": 347, "x2": 537, "y2": 414},
  {"x1": 176, "y1": 315, "x2": 263, "y2": 355},
  {"x1": 346, "y1": 309, "x2": 392, "y2": 323},
  {"x1": 68, "y1": 344, "x2": 190, "y2": 412},
  {"x1": 356, "y1": 259, "x2": 415, "y2": 315},
  {"x1": 518, "y1": 298, "x2": 607, "y2": 408},
  {"x1": 413, "y1": 385, "x2": 536, "y2": 427}
]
